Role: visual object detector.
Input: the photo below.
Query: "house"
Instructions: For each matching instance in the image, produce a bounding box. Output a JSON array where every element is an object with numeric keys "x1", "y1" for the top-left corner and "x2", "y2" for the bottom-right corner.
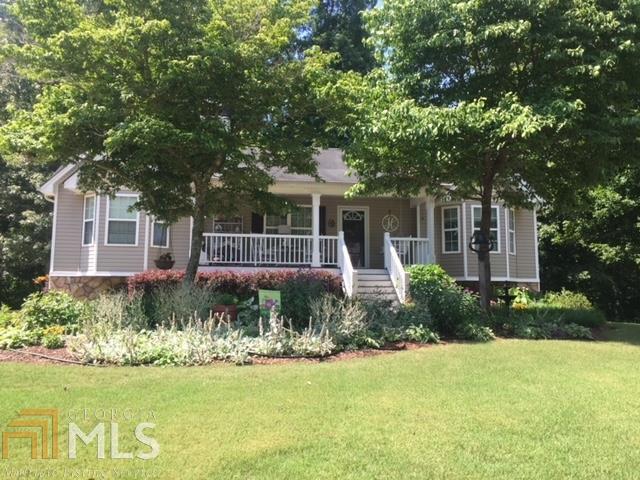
[{"x1": 39, "y1": 149, "x2": 540, "y2": 301}]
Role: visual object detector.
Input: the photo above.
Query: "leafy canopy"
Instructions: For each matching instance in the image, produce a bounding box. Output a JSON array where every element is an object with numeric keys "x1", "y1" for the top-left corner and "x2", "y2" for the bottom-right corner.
[
  {"x1": 318, "y1": 0, "x2": 640, "y2": 206},
  {"x1": 1, "y1": 0, "x2": 325, "y2": 223}
]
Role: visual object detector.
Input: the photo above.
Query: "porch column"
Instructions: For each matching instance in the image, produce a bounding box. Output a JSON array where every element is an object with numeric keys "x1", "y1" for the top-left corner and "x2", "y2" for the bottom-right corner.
[
  {"x1": 311, "y1": 193, "x2": 321, "y2": 267},
  {"x1": 426, "y1": 197, "x2": 436, "y2": 263}
]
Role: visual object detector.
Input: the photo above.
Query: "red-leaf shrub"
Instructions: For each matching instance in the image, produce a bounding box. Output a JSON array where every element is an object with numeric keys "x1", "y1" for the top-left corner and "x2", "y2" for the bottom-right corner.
[{"x1": 128, "y1": 269, "x2": 343, "y2": 298}]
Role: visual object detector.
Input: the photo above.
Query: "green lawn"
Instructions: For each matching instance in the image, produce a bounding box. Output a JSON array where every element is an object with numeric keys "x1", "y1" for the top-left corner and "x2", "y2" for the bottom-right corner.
[{"x1": 1, "y1": 324, "x2": 640, "y2": 479}]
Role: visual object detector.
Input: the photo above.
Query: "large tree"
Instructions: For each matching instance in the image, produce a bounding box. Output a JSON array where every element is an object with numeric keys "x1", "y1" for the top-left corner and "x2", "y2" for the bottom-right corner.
[
  {"x1": 540, "y1": 164, "x2": 640, "y2": 321},
  {"x1": 0, "y1": 0, "x2": 53, "y2": 307},
  {"x1": 1, "y1": 0, "x2": 325, "y2": 283},
  {"x1": 316, "y1": 0, "x2": 640, "y2": 310},
  {"x1": 300, "y1": 0, "x2": 376, "y2": 74}
]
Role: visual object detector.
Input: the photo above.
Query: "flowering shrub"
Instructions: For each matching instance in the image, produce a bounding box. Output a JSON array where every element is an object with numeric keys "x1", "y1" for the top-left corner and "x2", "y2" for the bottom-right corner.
[{"x1": 21, "y1": 291, "x2": 87, "y2": 329}]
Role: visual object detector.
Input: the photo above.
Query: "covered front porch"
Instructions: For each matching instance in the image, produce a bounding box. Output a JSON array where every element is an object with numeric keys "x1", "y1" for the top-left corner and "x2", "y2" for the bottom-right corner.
[{"x1": 196, "y1": 192, "x2": 437, "y2": 301}]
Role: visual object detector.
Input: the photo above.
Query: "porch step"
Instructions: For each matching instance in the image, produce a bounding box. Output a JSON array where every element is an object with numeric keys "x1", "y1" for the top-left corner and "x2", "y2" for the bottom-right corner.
[{"x1": 354, "y1": 269, "x2": 400, "y2": 304}]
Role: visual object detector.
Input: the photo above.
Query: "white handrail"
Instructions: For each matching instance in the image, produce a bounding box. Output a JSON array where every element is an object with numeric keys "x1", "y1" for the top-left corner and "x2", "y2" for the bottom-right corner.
[
  {"x1": 384, "y1": 232, "x2": 408, "y2": 303},
  {"x1": 390, "y1": 237, "x2": 432, "y2": 265},
  {"x1": 201, "y1": 232, "x2": 338, "y2": 266},
  {"x1": 337, "y1": 231, "x2": 356, "y2": 297}
]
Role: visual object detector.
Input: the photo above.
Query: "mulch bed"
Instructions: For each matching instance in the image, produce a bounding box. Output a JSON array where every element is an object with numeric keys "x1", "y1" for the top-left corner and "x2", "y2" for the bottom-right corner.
[
  {"x1": 0, "y1": 346, "x2": 81, "y2": 365},
  {"x1": 0, "y1": 342, "x2": 439, "y2": 367}
]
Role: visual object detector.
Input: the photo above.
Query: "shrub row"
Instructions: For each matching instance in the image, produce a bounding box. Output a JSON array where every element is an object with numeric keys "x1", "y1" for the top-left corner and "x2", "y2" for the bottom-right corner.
[
  {"x1": 128, "y1": 269, "x2": 343, "y2": 327},
  {"x1": 128, "y1": 269, "x2": 343, "y2": 297}
]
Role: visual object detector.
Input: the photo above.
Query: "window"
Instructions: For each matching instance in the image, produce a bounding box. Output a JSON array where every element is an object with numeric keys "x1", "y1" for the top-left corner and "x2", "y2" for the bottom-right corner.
[
  {"x1": 82, "y1": 195, "x2": 96, "y2": 246},
  {"x1": 290, "y1": 207, "x2": 312, "y2": 235},
  {"x1": 472, "y1": 206, "x2": 500, "y2": 253},
  {"x1": 213, "y1": 216, "x2": 243, "y2": 233},
  {"x1": 508, "y1": 209, "x2": 516, "y2": 255},
  {"x1": 106, "y1": 195, "x2": 138, "y2": 245},
  {"x1": 151, "y1": 220, "x2": 169, "y2": 248},
  {"x1": 265, "y1": 206, "x2": 312, "y2": 235},
  {"x1": 441, "y1": 206, "x2": 460, "y2": 253}
]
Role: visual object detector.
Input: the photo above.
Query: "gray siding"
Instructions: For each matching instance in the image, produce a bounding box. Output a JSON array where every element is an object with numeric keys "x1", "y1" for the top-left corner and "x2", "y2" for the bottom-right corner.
[
  {"x1": 434, "y1": 204, "x2": 465, "y2": 277},
  {"x1": 53, "y1": 186, "x2": 87, "y2": 271},
  {"x1": 96, "y1": 193, "x2": 145, "y2": 272},
  {"x1": 50, "y1": 183, "x2": 538, "y2": 281}
]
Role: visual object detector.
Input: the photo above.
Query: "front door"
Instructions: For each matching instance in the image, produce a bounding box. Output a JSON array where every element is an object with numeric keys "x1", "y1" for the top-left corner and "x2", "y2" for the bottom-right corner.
[{"x1": 341, "y1": 209, "x2": 366, "y2": 268}]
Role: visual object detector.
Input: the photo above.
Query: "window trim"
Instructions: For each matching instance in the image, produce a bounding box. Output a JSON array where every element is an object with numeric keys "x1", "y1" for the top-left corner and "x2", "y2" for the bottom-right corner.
[
  {"x1": 508, "y1": 208, "x2": 516, "y2": 255},
  {"x1": 81, "y1": 194, "x2": 97, "y2": 246},
  {"x1": 150, "y1": 218, "x2": 170, "y2": 248},
  {"x1": 441, "y1": 206, "x2": 461, "y2": 254},
  {"x1": 104, "y1": 193, "x2": 140, "y2": 247},
  {"x1": 472, "y1": 205, "x2": 501, "y2": 254},
  {"x1": 264, "y1": 205, "x2": 312, "y2": 235}
]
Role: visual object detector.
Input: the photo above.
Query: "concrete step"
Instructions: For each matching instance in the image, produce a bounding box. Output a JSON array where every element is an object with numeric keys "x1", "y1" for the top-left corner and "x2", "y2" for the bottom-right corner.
[
  {"x1": 357, "y1": 293, "x2": 399, "y2": 302},
  {"x1": 356, "y1": 274, "x2": 390, "y2": 281},
  {"x1": 358, "y1": 279, "x2": 394, "y2": 286},
  {"x1": 358, "y1": 286, "x2": 396, "y2": 294},
  {"x1": 357, "y1": 269, "x2": 388, "y2": 275}
]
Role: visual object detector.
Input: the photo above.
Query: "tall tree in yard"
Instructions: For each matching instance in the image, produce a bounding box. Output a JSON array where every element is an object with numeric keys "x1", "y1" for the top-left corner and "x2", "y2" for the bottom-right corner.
[
  {"x1": 0, "y1": 0, "x2": 54, "y2": 307},
  {"x1": 315, "y1": 0, "x2": 640, "y2": 310},
  {"x1": 1, "y1": 0, "x2": 325, "y2": 283},
  {"x1": 301, "y1": 0, "x2": 376, "y2": 73}
]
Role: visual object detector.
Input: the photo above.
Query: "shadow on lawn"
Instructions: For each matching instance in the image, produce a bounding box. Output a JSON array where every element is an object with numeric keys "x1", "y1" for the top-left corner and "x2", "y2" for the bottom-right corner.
[{"x1": 597, "y1": 322, "x2": 640, "y2": 346}]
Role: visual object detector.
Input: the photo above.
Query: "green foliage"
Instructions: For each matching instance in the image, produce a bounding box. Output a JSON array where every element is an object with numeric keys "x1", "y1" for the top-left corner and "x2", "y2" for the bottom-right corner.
[
  {"x1": 493, "y1": 308, "x2": 594, "y2": 340},
  {"x1": 300, "y1": 0, "x2": 376, "y2": 74},
  {"x1": 20, "y1": 291, "x2": 86, "y2": 329},
  {"x1": 280, "y1": 275, "x2": 327, "y2": 329},
  {"x1": 148, "y1": 285, "x2": 218, "y2": 327},
  {"x1": 313, "y1": 0, "x2": 640, "y2": 309},
  {"x1": 543, "y1": 290, "x2": 595, "y2": 311},
  {"x1": 41, "y1": 325, "x2": 65, "y2": 349},
  {"x1": 2, "y1": 0, "x2": 330, "y2": 282},
  {"x1": 407, "y1": 265, "x2": 487, "y2": 337},
  {"x1": 455, "y1": 323, "x2": 496, "y2": 343},
  {"x1": 84, "y1": 292, "x2": 148, "y2": 333},
  {"x1": 540, "y1": 165, "x2": 640, "y2": 321},
  {"x1": 0, "y1": 304, "x2": 17, "y2": 328},
  {"x1": 0, "y1": 4, "x2": 53, "y2": 308}
]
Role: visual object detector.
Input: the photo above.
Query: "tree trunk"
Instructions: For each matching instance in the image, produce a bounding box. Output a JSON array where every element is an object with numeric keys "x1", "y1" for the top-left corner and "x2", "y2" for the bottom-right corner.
[
  {"x1": 184, "y1": 185, "x2": 207, "y2": 285},
  {"x1": 477, "y1": 184, "x2": 494, "y2": 312}
]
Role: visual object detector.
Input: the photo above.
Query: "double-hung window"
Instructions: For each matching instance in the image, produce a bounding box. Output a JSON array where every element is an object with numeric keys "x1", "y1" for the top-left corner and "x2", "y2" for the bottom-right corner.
[
  {"x1": 472, "y1": 206, "x2": 500, "y2": 253},
  {"x1": 265, "y1": 206, "x2": 312, "y2": 235},
  {"x1": 508, "y1": 209, "x2": 516, "y2": 255},
  {"x1": 441, "y1": 206, "x2": 460, "y2": 253},
  {"x1": 151, "y1": 219, "x2": 169, "y2": 248},
  {"x1": 82, "y1": 195, "x2": 96, "y2": 246},
  {"x1": 106, "y1": 195, "x2": 139, "y2": 245}
]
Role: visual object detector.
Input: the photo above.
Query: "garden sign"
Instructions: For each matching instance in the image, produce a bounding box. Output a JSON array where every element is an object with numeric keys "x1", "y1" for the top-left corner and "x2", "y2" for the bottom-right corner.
[{"x1": 258, "y1": 290, "x2": 282, "y2": 319}]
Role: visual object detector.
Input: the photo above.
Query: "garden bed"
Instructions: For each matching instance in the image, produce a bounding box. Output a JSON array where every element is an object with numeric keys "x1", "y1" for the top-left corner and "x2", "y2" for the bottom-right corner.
[{"x1": 0, "y1": 341, "x2": 439, "y2": 366}]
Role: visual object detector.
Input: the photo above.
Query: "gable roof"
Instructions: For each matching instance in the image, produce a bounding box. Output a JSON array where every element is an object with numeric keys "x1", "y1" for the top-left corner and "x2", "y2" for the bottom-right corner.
[
  {"x1": 270, "y1": 148, "x2": 355, "y2": 184},
  {"x1": 40, "y1": 149, "x2": 356, "y2": 196}
]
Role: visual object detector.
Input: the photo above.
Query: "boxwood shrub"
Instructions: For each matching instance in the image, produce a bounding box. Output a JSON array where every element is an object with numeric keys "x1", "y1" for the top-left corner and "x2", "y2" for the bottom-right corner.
[{"x1": 407, "y1": 264, "x2": 489, "y2": 338}]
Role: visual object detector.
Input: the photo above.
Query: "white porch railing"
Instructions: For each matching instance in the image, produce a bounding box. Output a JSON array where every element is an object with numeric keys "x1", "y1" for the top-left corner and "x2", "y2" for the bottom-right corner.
[
  {"x1": 201, "y1": 233, "x2": 338, "y2": 266},
  {"x1": 390, "y1": 237, "x2": 432, "y2": 266},
  {"x1": 384, "y1": 232, "x2": 409, "y2": 303},
  {"x1": 338, "y1": 231, "x2": 357, "y2": 297}
]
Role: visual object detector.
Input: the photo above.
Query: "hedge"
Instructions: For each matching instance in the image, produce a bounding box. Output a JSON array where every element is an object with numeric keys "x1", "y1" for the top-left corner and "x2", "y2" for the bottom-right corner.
[{"x1": 128, "y1": 269, "x2": 343, "y2": 298}]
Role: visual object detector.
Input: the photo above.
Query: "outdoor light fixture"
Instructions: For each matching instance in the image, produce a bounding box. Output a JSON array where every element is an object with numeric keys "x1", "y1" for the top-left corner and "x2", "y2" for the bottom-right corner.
[{"x1": 468, "y1": 231, "x2": 494, "y2": 253}]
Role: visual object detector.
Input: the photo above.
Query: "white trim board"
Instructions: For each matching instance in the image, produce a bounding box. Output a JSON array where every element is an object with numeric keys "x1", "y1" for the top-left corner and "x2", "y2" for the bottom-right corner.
[
  {"x1": 50, "y1": 271, "x2": 140, "y2": 277},
  {"x1": 49, "y1": 183, "x2": 60, "y2": 275}
]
